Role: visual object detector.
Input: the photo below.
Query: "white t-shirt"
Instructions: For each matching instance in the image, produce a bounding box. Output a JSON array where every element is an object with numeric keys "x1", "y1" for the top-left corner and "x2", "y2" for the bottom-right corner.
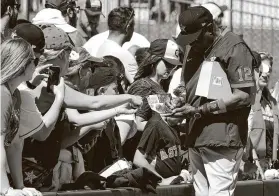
[
  {"x1": 96, "y1": 39, "x2": 138, "y2": 83},
  {"x1": 17, "y1": 83, "x2": 44, "y2": 140},
  {"x1": 83, "y1": 31, "x2": 150, "y2": 57},
  {"x1": 168, "y1": 68, "x2": 182, "y2": 97}
]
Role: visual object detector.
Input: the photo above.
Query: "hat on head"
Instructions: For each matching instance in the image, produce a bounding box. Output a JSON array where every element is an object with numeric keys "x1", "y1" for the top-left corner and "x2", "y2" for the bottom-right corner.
[
  {"x1": 41, "y1": 25, "x2": 73, "y2": 50},
  {"x1": 32, "y1": 8, "x2": 77, "y2": 33},
  {"x1": 202, "y1": 2, "x2": 228, "y2": 20},
  {"x1": 12, "y1": 23, "x2": 45, "y2": 51},
  {"x1": 45, "y1": 0, "x2": 65, "y2": 9},
  {"x1": 149, "y1": 39, "x2": 182, "y2": 66},
  {"x1": 89, "y1": 66, "x2": 118, "y2": 91},
  {"x1": 85, "y1": 0, "x2": 104, "y2": 16},
  {"x1": 176, "y1": 6, "x2": 213, "y2": 48}
]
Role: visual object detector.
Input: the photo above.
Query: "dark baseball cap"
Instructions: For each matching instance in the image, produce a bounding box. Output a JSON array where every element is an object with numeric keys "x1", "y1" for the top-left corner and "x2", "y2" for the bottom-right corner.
[
  {"x1": 176, "y1": 6, "x2": 213, "y2": 49},
  {"x1": 149, "y1": 39, "x2": 182, "y2": 66},
  {"x1": 85, "y1": 0, "x2": 104, "y2": 16},
  {"x1": 11, "y1": 23, "x2": 45, "y2": 52},
  {"x1": 46, "y1": 0, "x2": 72, "y2": 12}
]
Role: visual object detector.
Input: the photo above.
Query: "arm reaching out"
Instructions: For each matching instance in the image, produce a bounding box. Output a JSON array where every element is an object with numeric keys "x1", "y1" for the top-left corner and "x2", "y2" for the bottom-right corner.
[{"x1": 63, "y1": 85, "x2": 142, "y2": 110}]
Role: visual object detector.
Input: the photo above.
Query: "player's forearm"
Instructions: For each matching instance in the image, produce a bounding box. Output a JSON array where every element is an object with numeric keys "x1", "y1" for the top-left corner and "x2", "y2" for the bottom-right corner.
[
  {"x1": 196, "y1": 88, "x2": 252, "y2": 116},
  {"x1": 223, "y1": 88, "x2": 251, "y2": 111}
]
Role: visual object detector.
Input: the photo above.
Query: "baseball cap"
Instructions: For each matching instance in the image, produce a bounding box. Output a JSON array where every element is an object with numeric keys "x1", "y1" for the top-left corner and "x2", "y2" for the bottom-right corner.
[
  {"x1": 11, "y1": 23, "x2": 45, "y2": 52},
  {"x1": 89, "y1": 66, "x2": 118, "y2": 91},
  {"x1": 149, "y1": 39, "x2": 182, "y2": 66},
  {"x1": 176, "y1": 6, "x2": 213, "y2": 48},
  {"x1": 32, "y1": 8, "x2": 77, "y2": 33},
  {"x1": 85, "y1": 0, "x2": 104, "y2": 16},
  {"x1": 202, "y1": 2, "x2": 228, "y2": 19},
  {"x1": 41, "y1": 25, "x2": 73, "y2": 50}
]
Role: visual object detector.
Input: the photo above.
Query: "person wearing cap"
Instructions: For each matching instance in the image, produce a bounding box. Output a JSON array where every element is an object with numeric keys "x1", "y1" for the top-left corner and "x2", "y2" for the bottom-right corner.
[
  {"x1": 175, "y1": 2, "x2": 228, "y2": 38},
  {"x1": 77, "y1": 0, "x2": 104, "y2": 39},
  {"x1": 243, "y1": 52, "x2": 279, "y2": 179},
  {"x1": 168, "y1": 6, "x2": 256, "y2": 196},
  {"x1": 16, "y1": 25, "x2": 142, "y2": 190},
  {"x1": 32, "y1": 0, "x2": 86, "y2": 47},
  {"x1": 79, "y1": 64, "x2": 126, "y2": 172},
  {"x1": 96, "y1": 7, "x2": 137, "y2": 84},
  {"x1": 128, "y1": 39, "x2": 182, "y2": 133},
  {"x1": 1, "y1": 0, "x2": 20, "y2": 43}
]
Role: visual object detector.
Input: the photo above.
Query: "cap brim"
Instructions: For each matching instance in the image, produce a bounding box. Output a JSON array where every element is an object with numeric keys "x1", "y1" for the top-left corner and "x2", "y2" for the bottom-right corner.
[
  {"x1": 220, "y1": 5, "x2": 228, "y2": 12},
  {"x1": 55, "y1": 23, "x2": 77, "y2": 33},
  {"x1": 176, "y1": 29, "x2": 202, "y2": 50},
  {"x1": 164, "y1": 58, "x2": 182, "y2": 67},
  {"x1": 85, "y1": 9, "x2": 105, "y2": 17}
]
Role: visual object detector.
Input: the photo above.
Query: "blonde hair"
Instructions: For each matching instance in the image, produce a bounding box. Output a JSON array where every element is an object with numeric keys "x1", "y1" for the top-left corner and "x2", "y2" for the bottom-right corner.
[{"x1": 1, "y1": 38, "x2": 33, "y2": 84}]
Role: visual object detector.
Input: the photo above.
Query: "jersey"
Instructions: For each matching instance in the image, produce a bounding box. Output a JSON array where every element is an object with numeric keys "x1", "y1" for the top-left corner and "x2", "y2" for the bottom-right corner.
[
  {"x1": 185, "y1": 30, "x2": 255, "y2": 148},
  {"x1": 137, "y1": 113, "x2": 182, "y2": 178}
]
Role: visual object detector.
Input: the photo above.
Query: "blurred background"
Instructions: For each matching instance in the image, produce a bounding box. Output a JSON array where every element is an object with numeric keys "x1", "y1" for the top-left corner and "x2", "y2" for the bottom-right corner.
[{"x1": 19, "y1": 0, "x2": 279, "y2": 88}]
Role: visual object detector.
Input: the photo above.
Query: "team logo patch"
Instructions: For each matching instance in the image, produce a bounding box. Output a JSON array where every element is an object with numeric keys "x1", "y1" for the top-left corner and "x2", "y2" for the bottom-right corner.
[{"x1": 212, "y1": 76, "x2": 223, "y2": 86}]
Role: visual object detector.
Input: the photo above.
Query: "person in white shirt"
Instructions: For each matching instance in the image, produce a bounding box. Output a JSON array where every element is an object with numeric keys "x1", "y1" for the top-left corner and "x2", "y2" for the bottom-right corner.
[
  {"x1": 94, "y1": 7, "x2": 138, "y2": 84},
  {"x1": 83, "y1": 30, "x2": 150, "y2": 57}
]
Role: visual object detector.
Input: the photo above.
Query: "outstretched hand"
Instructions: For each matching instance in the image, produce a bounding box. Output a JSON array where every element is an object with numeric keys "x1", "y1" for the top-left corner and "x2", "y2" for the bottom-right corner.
[
  {"x1": 116, "y1": 103, "x2": 138, "y2": 115},
  {"x1": 129, "y1": 95, "x2": 143, "y2": 108},
  {"x1": 29, "y1": 64, "x2": 52, "y2": 86},
  {"x1": 162, "y1": 103, "x2": 198, "y2": 119},
  {"x1": 51, "y1": 77, "x2": 65, "y2": 100}
]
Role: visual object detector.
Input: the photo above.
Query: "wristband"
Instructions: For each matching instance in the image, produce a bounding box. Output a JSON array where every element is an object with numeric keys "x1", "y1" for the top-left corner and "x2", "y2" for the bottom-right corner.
[{"x1": 198, "y1": 99, "x2": 227, "y2": 115}]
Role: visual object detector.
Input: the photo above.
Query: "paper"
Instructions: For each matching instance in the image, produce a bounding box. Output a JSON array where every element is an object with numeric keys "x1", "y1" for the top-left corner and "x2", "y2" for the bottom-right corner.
[
  {"x1": 195, "y1": 60, "x2": 233, "y2": 101},
  {"x1": 147, "y1": 94, "x2": 172, "y2": 114},
  {"x1": 100, "y1": 159, "x2": 131, "y2": 178}
]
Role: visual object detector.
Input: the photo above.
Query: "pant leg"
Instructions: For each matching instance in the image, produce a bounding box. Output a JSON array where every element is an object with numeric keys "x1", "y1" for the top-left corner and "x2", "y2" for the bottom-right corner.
[
  {"x1": 189, "y1": 148, "x2": 209, "y2": 196},
  {"x1": 200, "y1": 147, "x2": 244, "y2": 196}
]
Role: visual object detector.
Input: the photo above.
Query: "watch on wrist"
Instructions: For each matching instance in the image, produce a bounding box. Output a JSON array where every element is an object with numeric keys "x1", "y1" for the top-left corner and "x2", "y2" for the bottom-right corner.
[{"x1": 193, "y1": 107, "x2": 202, "y2": 119}]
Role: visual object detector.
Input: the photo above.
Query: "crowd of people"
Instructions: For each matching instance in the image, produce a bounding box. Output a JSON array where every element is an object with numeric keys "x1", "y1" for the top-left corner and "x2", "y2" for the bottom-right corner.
[{"x1": 1, "y1": 0, "x2": 278, "y2": 196}]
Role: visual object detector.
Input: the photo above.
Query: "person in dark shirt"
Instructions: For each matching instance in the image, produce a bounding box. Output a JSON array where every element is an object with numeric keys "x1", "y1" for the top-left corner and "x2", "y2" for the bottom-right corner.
[
  {"x1": 80, "y1": 65, "x2": 125, "y2": 172},
  {"x1": 133, "y1": 104, "x2": 191, "y2": 185},
  {"x1": 169, "y1": 6, "x2": 256, "y2": 196},
  {"x1": 128, "y1": 39, "x2": 182, "y2": 132}
]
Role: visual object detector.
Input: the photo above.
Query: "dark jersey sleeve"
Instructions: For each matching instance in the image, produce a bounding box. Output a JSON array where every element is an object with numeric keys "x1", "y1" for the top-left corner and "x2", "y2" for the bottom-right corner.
[
  {"x1": 128, "y1": 80, "x2": 153, "y2": 120},
  {"x1": 225, "y1": 43, "x2": 255, "y2": 88},
  {"x1": 137, "y1": 123, "x2": 158, "y2": 158}
]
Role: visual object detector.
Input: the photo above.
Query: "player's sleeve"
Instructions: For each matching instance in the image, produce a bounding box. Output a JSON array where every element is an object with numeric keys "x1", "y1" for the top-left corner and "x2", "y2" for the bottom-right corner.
[
  {"x1": 226, "y1": 43, "x2": 255, "y2": 88},
  {"x1": 128, "y1": 80, "x2": 153, "y2": 120}
]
